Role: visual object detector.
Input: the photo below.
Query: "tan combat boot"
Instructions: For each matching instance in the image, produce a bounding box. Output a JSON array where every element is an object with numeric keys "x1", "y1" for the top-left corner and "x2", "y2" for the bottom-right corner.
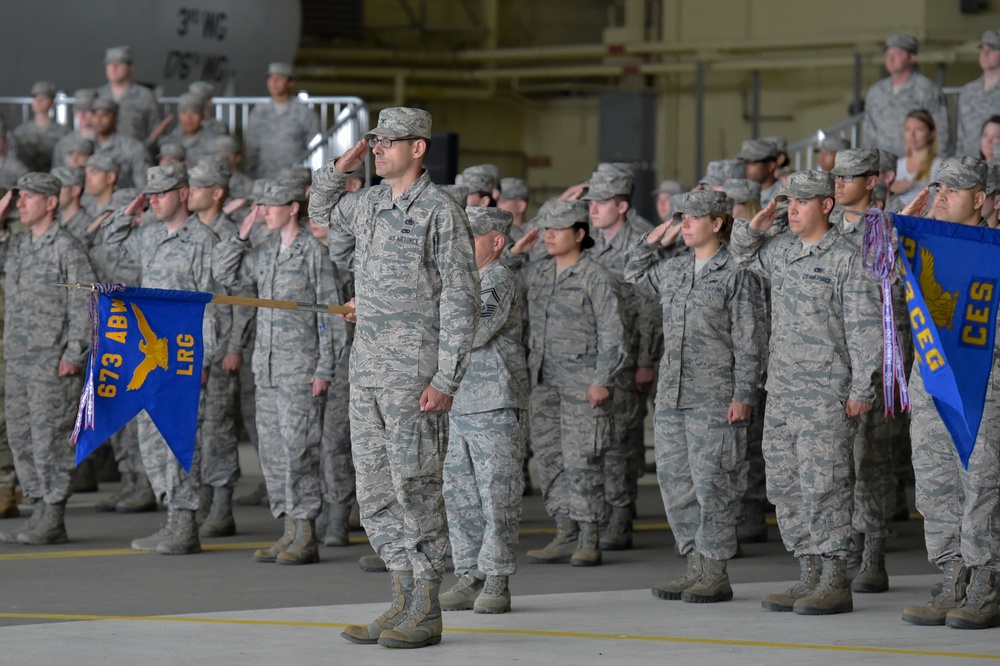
[
  {"x1": 342, "y1": 570, "x2": 413, "y2": 644},
  {"x1": 199, "y1": 487, "x2": 236, "y2": 537},
  {"x1": 682, "y1": 555, "x2": 733, "y2": 603},
  {"x1": 599, "y1": 505, "x2": 633, "y2": 551},
  {"x1": 359, "y1": 553, "x2": 388, "y2": 572},
  {"x1": 946, "y1": 567, "x2": 1000, "y2": 629},
  {"x1": 761, "y1": 555, "x2": 821, "y2": 611},
  {"x1": 276, "y1": 518, "x2": 319, "y2": 565},
  {"x1": 378, "y1": 578, "x2": 443, "y2": 649},
  {"x1": 653, "y1": 551, "x2": 703, "y2": 600},
  {"x1": 902, "y1": 560, "x2": 966, "y2": 626},
  {"x1": 440, "y1": 573, "x2": 484, "y2": 611},
  {"x1": 16, "y1": 501, "x2": 69, "y2": 545},
  {"x1": 526, "y1": 516, "x2": 579, "y2": 564},
  {"x1": 570, "y1": 521, "x2": 602, "y2": 566},
  {"x1": 131, "y1": 510, "x2": 177, "y2": 552},
  {"x1": 253, "y1": 516, "x2": 296, "y2": 563},
  {"x1": 321, "y1": 503, "x2": 350, "y2": 547},
  {"x1": 0, "y1": 487, "x2": 19, "y2": 519},
  {"x1": 794, "y1": 556, "x2": 853, "y2": 615},
  {"x1": 851, "y1": 535, "x2": 889, "y2": 593},
  {"x1": 155, "y1": 509, "x2": 202, "y2": 555},
  {"x1": 474, "y1": 575, "x2": 511, "y2": 614}
]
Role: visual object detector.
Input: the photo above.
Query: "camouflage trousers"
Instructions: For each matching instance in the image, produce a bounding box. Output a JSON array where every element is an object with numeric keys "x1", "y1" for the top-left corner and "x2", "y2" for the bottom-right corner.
[
  {"x1": 737, "y1": 389, "x2": 767, "y2": 515},
  {"x1": 0, "y1": 344, "x2": 13, "y2": 489},
  {"x1": 238, "y1": 336, "x2": 258, "y2": 449},
  {"x1": 199, "y1": 362, "x2": 240, "y2": 490},
  {"x1": 852, "y1": 384, "x2": 900, "y2": 538},
  {"x1": 255, "y1": 383, "x2": 323, "y2": 520},
  {"x1": 320, "y1": 343, "x2": 355, "y2": 507},
  {"x1": 444, "y1": 409, "x2": 527, "y2": 577},
  {"x1": 137, "y1": 409, "x2": 203, "y2": 511},
  {"x1": 350, "y1": 385, "x2": 449, "y2": 581},
  {"x1": 763, "y1": 394, "x2": 857, "y2": 558},
  {"x1": 910, "y1": 370, "x2": 1000, "y2": 569},
  {"x1": 107, "y1": 418, "x2": 144, "y2": 475},
  {"x1": 530, "y1": 381, "x2": 612, "y2": 524},
  {"x1": 606, "y1": 375, "x2": 642, "y2": 509},
  {"x1": 5, "y1": 354, "x2": 80, "y2": 504},
  {"x1": 655, "y1": 403, "x2": 745, "y2": 561}
]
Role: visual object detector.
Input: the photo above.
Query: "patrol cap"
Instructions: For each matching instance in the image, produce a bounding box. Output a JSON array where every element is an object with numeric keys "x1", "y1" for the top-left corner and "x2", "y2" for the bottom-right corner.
[
  {"x1": 365, "y1": 107, "x2": 432, "y2": 141},
  {"x1": 92, "y1": 98, "x2": 119, "y2": 115},
  {"x1": 84, "y1": 153, "x2": 120, "y2": 175},
  {"x1": 540, "y1": 199, "x2": 590, "y2": 230},
  {"x1": 873, "y1": 181, "x2": 888, "y2": 204},
  {"x1": 699, "y1": 159, "x2": 746, "y2": 187},
  {"x1": 600, "y1": 162, "x2": 637, "y2": 179},
  {"x1": 267, "y1": 62, "x2": 294, "y2": 78},
  {"x1": 722, "y1": 179, "x2": 761, "y2": 204},
  {"x1": 256, "y1": 180, "x2": 307, "y2": 206},
  {"x1": 830, "y1": 148, "x2": 880, "y2": 177},
  {"x1": 188, "y1": 81, "x2": 215, "y2": 98},
  {"x1": 31, "y1": 81, "x2": 57, "y2": 99},
  {"x1": 51, "y1": 166, "x2": 85, "y2": 189},
  {"x1": 736, "y1": 139, "x2": 778, "y2": 162},
  {"x1": 460, "y1": 165, "x2": 498, "y2": 195},
  {"x1": 931, "y1": 156, "x2": 987, "y2": 189},
  {"x1": 250, "y1": 179, "x2": 269, "y2": 200},
  {"x1": 188, "y1": 160, "x2": 231, "y2": 188},
  {"x1": 816, "y1": 136, "x2": 850, "y2": 153},
  {"x1": 177, "y1": 93, "x2": 205, "y2": 113},
  {"x1": 211, "y1": 135, "x2": 241, "y2": 155},
  {"x1": 73, "y1": 88, "x2": 98, "y2": 112},
  {"x1": 105, "y1": 46, "x2": 133, "y2": 64},
  {"x1": 878, "y1": 149, "x2": 899, "y2": 173},
  {"x1": 988, "y1": 162, "x2": 1000, "y2": 195},
  {"x1": 466, "y1": 206, "x2": 513, "y2": 237},
  {"x1": 673, "y1": 190, "x2": 730, "y2": 218},
  {"x1": 15, "y1": 172, "x2": 61, "y2": 197},
  {"x1": 480, "y1": 164, "x2": 501, "y2": 184},
  {"x1": 277, "y1": 166, "x2": 312, "y2": 189},
  {"x1": 582, "y1": 168, "x2": 633, "y2": 200},
  {"x1": 142, "y1": 163, "x2": 188, "y2": 194},
  {"x1": 158, "y1": 143, "x2": 186, "y2": 162},
  {"x1": 652, "y1": 179, "x2": 685, "y2": 196},
  {"x1": 775, "y1": 170, "x2": 835, "y2": 201},
  {"x1": 981, "y1": 30, "x2": 1000, "y2": 51},
  {"x1": 65, "y1": 135, "x2": 95, "y2": 157},
  {"x1": 499, "y1": 177, "x2": 529, "y2": 201},
  {"x1": 760, "y1": 136, "x2": 787, "y2": 154},
  {"x1": 885, "y1": 34, "x2": 918, "y2": 54},
  {"x1": 441, "y1": 184, "x2": 470, "y2": 204}
]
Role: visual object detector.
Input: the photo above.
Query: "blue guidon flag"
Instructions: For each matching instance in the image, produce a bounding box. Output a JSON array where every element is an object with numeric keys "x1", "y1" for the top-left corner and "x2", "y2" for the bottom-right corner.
[
  {"x1": 72, "y1": 285, "x2": 212, "y2": 472},
  {"x1": 895, "y1": 214, "x2": 1000, "y2": 468}
]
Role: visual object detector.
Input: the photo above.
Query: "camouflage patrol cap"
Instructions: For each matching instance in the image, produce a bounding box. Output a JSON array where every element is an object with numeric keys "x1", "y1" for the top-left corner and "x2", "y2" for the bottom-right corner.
[
  {"x1": 142, "y1": 162, "x2": 188, "y2": 194},
  {"x1": 699, "y1": 159, "x2": 746, "y2": 187},
  {"x1": 158, "y1": 143, "x2": 186, "y2": 161},
  {"x1": 188, "y1": 81, "x2": 215, "y2": 98},
  {"x1": 51, "y1": 166, "x2": 85, "y2": 189},
  {"x1": 14, "y1": 172, "x2": 61, "y2": 197},
  {"x1": 277, "y1": 166, "x2": 312, "y2": 189},
  {"x1": 582, "y1": 168, "x2": 633, "y2": 200},
  {"x1": 466, "y1": 206, "x2": 513, "y2": 237},
  {"x1": 652, "y1": 179, "x2": 685, "y2": 196},
  {"x1": 673, "y1": 190, "x2": 729, "y2": 218},
  {"x1": 599, "y1": 162, "x2": 638, "y2": 179},
  {"x1": 441, "y1": 184, "x2": 470, "y2": 204},
  {"x1": 268, "y1": 62, "x2": 294, "y2": 78},
  {"x1": 105, "y1": 46, "x2": 133, "y2": 64},
  {"x1": 736, "y1": 139, "x2": 778, "y2": 162},
  {"x1": 873, "y1": 181, "x2": 888, "y2": 204},
  {"x1": 722, "y1": 179, "x2": 761, "y2": 204},
  {"x1": 366, "y1": 107, "x2": 432, "y2": 141},
  {"x1": 760, "y1": 136, "x2": 787, "y2": 154},
  {"x1": 31, "y1": 81, "x2": 57, "y2": 98},
  {"x1": 73, "y1": 89, "x2": 98, "y2": 113},
  {"x1": 177, "y1": 93, "x2": 205, "y2": 113},
  {"x1": 499, "y1": 177, "x2": 529, "y2": 201},
  {"x1": 250, "y1": 179, "x2": 268, "y2": 200},
  {"x1": 189, "y1": 160, "x2": 231, "y2": 188},
  {"x1": 981, "y1": 30, "x2": 1000, "y2": 51},
  {"x1": 930, "y1": 156, "x2": 987, "y2": 189},
  {"x1": 988, "y1": 162, "x2": 1000, "y2": 195},
  {"x1": 84, "y1": 153, "x2": 119, "y2": 175},
  {"x1": 211, "y1": 135, "x2": 241, "y2": 155},
  {"x1": 878, "y1": 149, "x2": 899, "y2": 173},
  {"x1": 540, "y1": 200, "x2": 590, "y2": 230},
  {"x1": 92, "y1": 98, "x2": 119, "y2": 115},
  {"x1": 480, "y1": 164, "x2": 501, "y2": 184},
  {"x1": 816, "y1": 136, "x2": 850, "y2": 153},
  {"x1": 461, "y1": 165, "x2": 498, "y2": 195},
  {"x1": 257, "y1": 180, "x2": 307, "y2": 206},
  {"x1": 65, "y1": 135, "x2": 95, "y2": 157},
  {"x1": 776, "y1": 170, "x2": 835, "y2": 201},
  {"x1": 885, "y1": 34, "x2": 918, "y2": 54},
  {"x1": 830, "y1": 148, "x2": 880, "y2": 177}
]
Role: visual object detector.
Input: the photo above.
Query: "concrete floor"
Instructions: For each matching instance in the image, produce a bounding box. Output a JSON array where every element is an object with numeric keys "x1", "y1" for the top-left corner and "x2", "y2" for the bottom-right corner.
[{"x1": 0, "y1": 456, "x2": 997, "y2": 664}]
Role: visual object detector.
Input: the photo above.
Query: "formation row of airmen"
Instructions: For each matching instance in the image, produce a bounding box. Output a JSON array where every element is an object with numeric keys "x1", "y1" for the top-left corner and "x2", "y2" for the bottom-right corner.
[{"x1": 0, "y1": 29, "x2": 999, "y2": 650}]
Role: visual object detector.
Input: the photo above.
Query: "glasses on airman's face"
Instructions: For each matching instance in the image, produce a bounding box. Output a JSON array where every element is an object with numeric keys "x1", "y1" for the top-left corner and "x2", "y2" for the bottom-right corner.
[
  {"x1": 367, "y1": 137, "x2": 416, "y2": 149},
  {"x1": 834, "y1": 175, "x2": 857, "y2": 183}
]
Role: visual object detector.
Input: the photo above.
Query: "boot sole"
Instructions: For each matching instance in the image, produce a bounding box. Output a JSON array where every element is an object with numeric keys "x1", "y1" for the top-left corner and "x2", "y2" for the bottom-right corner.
[
  {"x1": 851, "y1": 581, "x2": 889, "y2": 594},
  {"x1": 598, "y1": 540, "x2": 633, "y2": 551},
  {"x1": 377, "y1": 634, "x2": 442, "y2": 649},
  {"x1": 199, "y1": 525, "x2": 237, "y2": 538},
  {"x1": 474, "y1": 605, "x2": 511, "y2": 614},
  {"x1": 760, "y1": 600, "x2": 794, "y2": 612},
  {"x1": 682, "y1": 590, "x2": 734, "y2": 603},
  {"x1": 570, "y1": 558, "x2": 602, "y2": 567},
  {"x1": 252, "y1": 555, "x2": 278, "y2": 563},
  {"x1": 526, "y1": 554, "x2": 573, "y2": 564},
  {"x1": 16, "y1": 533, "x2": 69, "y2": 545},
  {"x1": 340, "y1": 631, "x2": 380, "y2": 645},
  {"x1": 156, "y1": 546, "x2": 202, "y2": 555},
  {"x1": 902, "y1": 611, "x2": 948, "y2": 626},
  {"x1": 652, "y1": 588, "x2": 684, "y2": 601},
  {"x1": 441, "y1": 604, "x2": 475, "y2": 611},
  {"x1": 945, "y1": 615, "x2": 1000, "y2": 630},
  {"x1": 276, "y1": 555, "x2": 320, "y2": 565},
  {"x1": 793, "y1": 602, "x2": 853, "y2": 615}
]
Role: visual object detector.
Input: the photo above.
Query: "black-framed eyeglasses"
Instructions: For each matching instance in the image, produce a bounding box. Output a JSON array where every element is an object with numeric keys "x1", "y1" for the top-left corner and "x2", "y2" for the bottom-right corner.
[
  {"x1": 834, "y1": 175, "x2": 858, "y2": 183},
  {"x1": 367, "y1": 137, "x2": 416, "y2": 149}
]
